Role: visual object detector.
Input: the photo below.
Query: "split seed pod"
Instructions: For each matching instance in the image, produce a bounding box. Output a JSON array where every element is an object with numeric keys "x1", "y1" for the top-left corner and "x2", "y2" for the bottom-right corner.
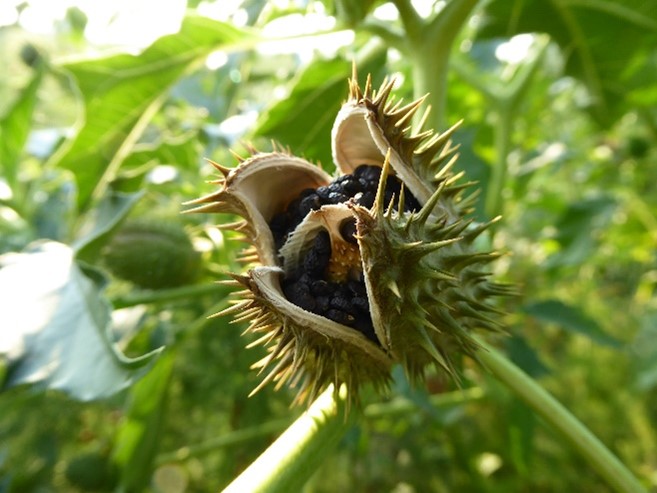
[{"x1": 186, "y1": 70, "x2": 512, "y2": 408}]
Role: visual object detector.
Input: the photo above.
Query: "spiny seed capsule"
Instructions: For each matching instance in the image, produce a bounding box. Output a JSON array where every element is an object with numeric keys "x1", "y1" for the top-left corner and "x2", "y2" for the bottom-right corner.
[{"x1": 186, "y1": 69, "x2": 512, "y2": 408}]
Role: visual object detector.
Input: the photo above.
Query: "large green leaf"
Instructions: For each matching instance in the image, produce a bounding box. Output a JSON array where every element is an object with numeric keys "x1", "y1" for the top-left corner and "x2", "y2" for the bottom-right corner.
[
  {"x1": 112, "y1": 352, "x2": 174, "y2": 492},
  {"x1": 0, "y1": 66, "x2": 44, "y2": 189},
  {"x1": 254, "y1": 49, "x2": 388, "y2": 168},
  {"x1": 49, "y1": 14, "x2": 254, "y2": 210},
  {"x1": 523, "y1": 299, "x2": 621, "y2": 348},
  {"x1": 477, "y1": 0, "x2": 657, "y2": 124},
  {"x1": 0, "y1": 241, "x2": 161, "y2": 399}
]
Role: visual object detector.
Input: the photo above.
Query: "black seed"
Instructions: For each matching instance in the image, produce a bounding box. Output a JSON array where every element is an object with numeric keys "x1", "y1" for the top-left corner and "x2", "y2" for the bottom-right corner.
[
  {"x1": 283, "y1": 281, "x2": 316, "y2": 311},
  {"x1": 316, "y1": 186, "x2": 331, "y2": 201},
  {"x1": 356, "y1": 191, "x2": 375, "y2": 208},
  {"x1": 347, "y1": 280, "x2": 366, "y2": 295},
  {"x1": 302, "y1": 232, "x2": 331, "y2": 276},
  {"x1": 329, "y1": 295, "x2": 351, "y2": 311},
  {"x1": 354, "y1": 165, "x2": 381, "y2": 183},
  {"x1": 314, "y1": 231, "x2": 331, "y2": 254},
  {"x1": 339, "y1": 218, "x2": 358, "y2": 244},
  {"x1": 352, "y1": 296, "x2": 369, "y2": 312},
  {"x1": 310, "y1": 279, "x2": 331, "y2": 296},
  {"x1": 316, "y1": 296, "x2": 329, "y2": 312},
  {"x1": 327, "y1": 308, "x2": 354, "y2": 325},
  {"x1": 299, "y1": 194, "x2": 321, "y2": 216},
  {"x1": 327, "y1": 191, "x2": 348, "y2": 204},
  {"x1": 343, "y1": 178, "x2": 362, "y2": 195},
  {"x1": 304, "y1": 249, "x2": 329, "y2": 276}
]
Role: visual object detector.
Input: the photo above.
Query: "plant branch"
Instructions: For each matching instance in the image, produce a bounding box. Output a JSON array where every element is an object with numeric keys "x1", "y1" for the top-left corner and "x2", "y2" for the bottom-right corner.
[
  {"x1": 221, "y1": 386, "x2": 353, "y2": 493},
  {"x1": 155, "y1": 418, "x2": 291, "y2": 466},
  {"x1": 484, "y1": 107, "x2": 512, "y2": 219},
  {"x1": 476, "y1": 337, "x2": 647, "y2": 493},
  {"x1": 405, "y1": 0, "x2": 480, "y2": 130},
  {"x1": 360, "y1": 21, "x2": 407, "y2": 53},
  {"x1": 391, "y1": 0, "x2": 423, "y2": 41},
  {"x1": 110, "y1": 283, "x2": 228, "y2": 309}
]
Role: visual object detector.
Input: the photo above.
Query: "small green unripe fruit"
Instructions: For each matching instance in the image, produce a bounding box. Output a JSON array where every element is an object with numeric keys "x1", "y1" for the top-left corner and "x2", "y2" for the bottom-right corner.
[{"x1": 103, "y1": 219, "x2": 200, "y2": 289}]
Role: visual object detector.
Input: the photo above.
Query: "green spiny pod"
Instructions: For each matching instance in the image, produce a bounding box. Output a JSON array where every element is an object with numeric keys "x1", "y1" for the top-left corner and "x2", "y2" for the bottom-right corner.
[
  {"x1": 103, "y1": 218, "x2": 200, "y2": 289},
  {"x1": 187, "y1": 69, "x2": 511, "y2": 407}
]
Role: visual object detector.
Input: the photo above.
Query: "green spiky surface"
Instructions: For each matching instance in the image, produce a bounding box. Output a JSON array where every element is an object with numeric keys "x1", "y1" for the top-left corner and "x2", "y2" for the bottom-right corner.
[{"x1": 351, "y1": 156, "x2": 513, "y2": 381}]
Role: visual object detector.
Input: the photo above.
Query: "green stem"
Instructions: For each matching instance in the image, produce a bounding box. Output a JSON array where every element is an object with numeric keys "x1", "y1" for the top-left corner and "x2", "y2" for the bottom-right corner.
[
  {"x1": 110, "y1": 283, "x2": 228, "y2": 309},
  {"x1": 395, "y1": 0, "x2": 479, "y2": 130},
  {"x1": 156, "y1": 418, "x2": 291, "y2": 466},
  {"x1": 221, "y1": 386, "x2": 352, "y2": 493},
  {"x1": 476, "y1": 338, "x2": 647, "y2": 493},
  {"x1": 484, "y1": 107, "x2": 512, "y2": 219},
  {"x1": 364, "y1": 386, "x2": 484, "y2": 418},
  {"x1": 359, "y1": 21, "x2": 406, "y2": 52},
  {"x1": 391, "y1": 0, "x2": 423, "y2": 39}
]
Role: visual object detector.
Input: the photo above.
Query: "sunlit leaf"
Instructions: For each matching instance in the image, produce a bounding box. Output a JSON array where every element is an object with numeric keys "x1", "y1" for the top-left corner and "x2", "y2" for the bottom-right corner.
[
  {"x1": 255, "y1": 49, "x2": 387, "y2": 168},
  {"x1": 523, "y1": 299, "x2": 621, "y2": 348},
  {"x1": 49, "y1": 14, "x2": 254, "y2": 210},
  {"x1": 113, "y1": 135, "x2": 202, "y2": 193},
  {"x1": 478, "y1": 0, "x2": 657, "y2": 124},
  {"x1": 0, "y1": 66, "x2": 44, "y2": 188},
  {"x1": 0, "y1": 241, "x2": 161, "y2": 399}
]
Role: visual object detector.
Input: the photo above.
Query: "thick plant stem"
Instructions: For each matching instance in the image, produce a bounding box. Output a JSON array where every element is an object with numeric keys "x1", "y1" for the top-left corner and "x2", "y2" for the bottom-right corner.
[
  {"x1": 399, "y1": 0, "x2": 479, "y2": 130},
  {"x1": 476, "y1": 338, "x2": 647, "y2": 493},
  {"x1": 222, "y1": 386, "x2": 352, "y2": 493},
  {"x1": 484, "y1": 107, "x2": 512, "y2": 219}
]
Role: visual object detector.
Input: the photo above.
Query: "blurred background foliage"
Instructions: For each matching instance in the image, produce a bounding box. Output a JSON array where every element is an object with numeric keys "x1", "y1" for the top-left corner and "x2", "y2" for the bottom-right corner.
[{"x1": 0, "y1": 0, "x2": 656, "y2": 491}]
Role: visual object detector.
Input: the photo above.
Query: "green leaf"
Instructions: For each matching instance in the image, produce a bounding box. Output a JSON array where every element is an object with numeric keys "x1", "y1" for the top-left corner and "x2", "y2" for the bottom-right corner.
[
  {"x1": 255, "y1": 49, "x2": 388, "y2": 168},
  {"x1": 72, "y1": 190, "x2": 144, "y2": 262},
  {"x1": 121, "y1": 134, "x2": 202, "y2": 172},
  {"x1": 547, "y1": 196, "x2": 615, "y2": 267},
  {"x1": 49, "y1": 14, "x2": 254, "y2": 210},
  {"x1": 112, "y1": 134, "x2": 202, "y2": 193},
  {"x1": 522, "y1": 299, "x2": 621, "y2": 348},
  {"x1": 505, "y1": 335, "x2": 549, "y2": 378},
  {"x1": 0, "y1": 241, "x2": 161, "y2": 399},
  {"x1": 478, "y1": 0, "x2": 657, "y2": 125},
  {"x1": 112, "y1": 352, "x2": 174, "y2": 492},
  {"x1": 0, "y1": 66, "x2": 44, "y2": 189},
  {"x1": 30, "y1": 169, "x2": 78, "y2": 243}
]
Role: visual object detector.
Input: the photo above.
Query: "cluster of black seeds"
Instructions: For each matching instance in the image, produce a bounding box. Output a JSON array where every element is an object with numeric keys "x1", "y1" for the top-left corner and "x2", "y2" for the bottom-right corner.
[
  {"x1": 281, "y1": 231, "x2": 377, "y2": 342},
  {"x1": 271, "y1": 165, "x2": 421, "y2": 344},
  {"x1": 269, "y1": 165, "x2": 420, "y2": 250}
]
